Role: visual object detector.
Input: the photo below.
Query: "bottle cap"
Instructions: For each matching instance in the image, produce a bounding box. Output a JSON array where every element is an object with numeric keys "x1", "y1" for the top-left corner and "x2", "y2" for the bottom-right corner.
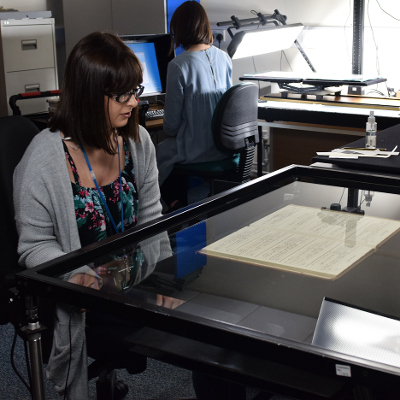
[{"x1": 368, "y1": 110, "x2": 375, "y2": 124}]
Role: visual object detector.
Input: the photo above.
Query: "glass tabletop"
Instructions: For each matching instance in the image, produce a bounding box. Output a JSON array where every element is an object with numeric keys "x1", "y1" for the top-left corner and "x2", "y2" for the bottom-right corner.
[{"x1": 19, "y1": 165, "x2": 400, "y2": 380}]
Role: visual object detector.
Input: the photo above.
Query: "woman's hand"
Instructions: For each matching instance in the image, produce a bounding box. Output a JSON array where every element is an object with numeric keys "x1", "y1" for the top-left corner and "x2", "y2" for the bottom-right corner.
[
  {"x1": 68, "y1": 273, "x2": 101, "y2": 313},
  {"x1": 156, "y1": 294, "x2": 184, "y2": 309},
  {"x1": 68, "y1": 272, "x2": 100, "y2": 290}
]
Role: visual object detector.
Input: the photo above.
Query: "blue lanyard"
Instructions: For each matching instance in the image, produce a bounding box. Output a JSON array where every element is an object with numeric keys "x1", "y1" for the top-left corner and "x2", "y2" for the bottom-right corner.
[{"x1": 80, "y1": 140, "x2": 124, "y2": 235}]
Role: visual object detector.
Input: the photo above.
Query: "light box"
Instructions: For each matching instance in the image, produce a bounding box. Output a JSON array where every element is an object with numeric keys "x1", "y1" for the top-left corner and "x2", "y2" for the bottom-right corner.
[
  {"x1": 227, "y1": 23, "x2": 304, "y2": 59},
  {"x1": 313, "y1": 298, "x2": 400, "y2": 370}
]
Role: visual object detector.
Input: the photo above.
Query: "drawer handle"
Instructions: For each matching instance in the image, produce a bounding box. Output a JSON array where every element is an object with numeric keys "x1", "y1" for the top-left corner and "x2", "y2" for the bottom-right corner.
[
  {"x1": 25, "y1": 84, "x2": 40, "y2": 93},
  {"x1": 21, "y1": 39, "x2": 37, "y2": 50}
]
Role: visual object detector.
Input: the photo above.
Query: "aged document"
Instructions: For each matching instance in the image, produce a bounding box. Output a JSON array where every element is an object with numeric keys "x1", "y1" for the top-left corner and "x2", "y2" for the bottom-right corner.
[{"x1": 201, "y1": 205, "x2": 400, "y2": 279}]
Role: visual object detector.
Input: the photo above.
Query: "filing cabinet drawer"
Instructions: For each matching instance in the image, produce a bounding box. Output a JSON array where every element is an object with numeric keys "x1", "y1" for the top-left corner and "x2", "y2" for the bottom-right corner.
[
  {"x1": 5, "y1": 68, "x2": 57, "y2": 115},
  {"x1": 2, "y1": 24, "x2": 55, "y2": 72}
]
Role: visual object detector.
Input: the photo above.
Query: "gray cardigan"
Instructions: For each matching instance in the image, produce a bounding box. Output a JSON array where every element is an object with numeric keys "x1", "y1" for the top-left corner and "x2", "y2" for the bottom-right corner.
[{"x1": 13, "y1": 126, "x2": 164, "y2": 399}]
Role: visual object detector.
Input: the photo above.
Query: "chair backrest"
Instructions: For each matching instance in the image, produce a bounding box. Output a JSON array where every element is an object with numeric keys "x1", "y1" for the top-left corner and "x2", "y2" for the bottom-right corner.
[
  {"x1": 0, "y1": 116, "x2": 40, "y2": 324},
  {"x1": 212, "y1": 82, "x2": 259, "y2": 153}
]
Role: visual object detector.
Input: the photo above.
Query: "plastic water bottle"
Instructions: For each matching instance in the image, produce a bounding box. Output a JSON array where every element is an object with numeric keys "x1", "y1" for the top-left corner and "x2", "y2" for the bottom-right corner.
[{"x1": 365, "y1": 111, "x2": 377, "y2": 149}]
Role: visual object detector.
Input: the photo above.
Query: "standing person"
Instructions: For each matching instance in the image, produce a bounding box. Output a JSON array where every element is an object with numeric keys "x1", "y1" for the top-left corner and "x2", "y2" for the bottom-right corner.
[
  {"x1": 13, "y1": 31, "x2": 165, "y2": 399},
  {"x1": 156, "y1": 0, "x2": 232, "y2": 212}
]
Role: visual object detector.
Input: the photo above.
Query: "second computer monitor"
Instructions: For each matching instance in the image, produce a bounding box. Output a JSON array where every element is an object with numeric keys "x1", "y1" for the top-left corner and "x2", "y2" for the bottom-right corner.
[{"x1": 121, "y1": 33, "x2": 174, "y2": 97}]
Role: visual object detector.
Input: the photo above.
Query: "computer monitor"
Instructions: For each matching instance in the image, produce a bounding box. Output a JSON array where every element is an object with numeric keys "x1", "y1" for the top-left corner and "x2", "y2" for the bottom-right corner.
[{"x1": 121, "y1": 33, "x2": 174, "y2": 97}]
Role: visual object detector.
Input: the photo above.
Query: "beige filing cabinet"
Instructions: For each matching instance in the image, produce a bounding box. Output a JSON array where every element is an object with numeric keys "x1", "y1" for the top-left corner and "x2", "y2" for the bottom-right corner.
[{"x1": 0, "y1": 18, "x2": 58, "y2": 116}]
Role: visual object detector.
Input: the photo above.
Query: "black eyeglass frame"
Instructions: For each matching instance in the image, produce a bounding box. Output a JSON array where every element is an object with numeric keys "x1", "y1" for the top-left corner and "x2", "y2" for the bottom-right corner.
[{"x1": 109, "y1": 85, "x2": 145, "y2": 103}]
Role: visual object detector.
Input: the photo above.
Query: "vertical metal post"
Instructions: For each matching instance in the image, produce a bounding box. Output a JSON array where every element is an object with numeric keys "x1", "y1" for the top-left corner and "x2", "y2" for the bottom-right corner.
[
  {"x1": 28, "y1": 332, "x2": 45, "y2": 400},
  {"x1": 257, "y1": 125, "x2": 263, "y2": 177},
  {"x1": 347, "y1": 188, "x2": 359, "y2": 210},
  {"x1": 23, "y1": 296, "x2": 46, "y2": 400},
  {"x1": 352, "y1": 0, "x2": 365, "y2": 75},
  {"x1": 349, "y1": 0, "x2": 365, "y2": 95}
]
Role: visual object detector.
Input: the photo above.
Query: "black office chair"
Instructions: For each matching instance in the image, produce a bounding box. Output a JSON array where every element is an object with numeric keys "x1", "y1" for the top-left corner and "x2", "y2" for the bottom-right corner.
[
  {"x1": 0, "y1": 115, "x2": 145, "y2": 399},
  {"x1": 0, "y1": 116, "x2": 40, "y2": 326},
  {"x1": 172, "y1": 82, "x2": 259, "y2": 198},
  {"x1": 0, "y1": 116, "x2": 50, "y2": 399}
]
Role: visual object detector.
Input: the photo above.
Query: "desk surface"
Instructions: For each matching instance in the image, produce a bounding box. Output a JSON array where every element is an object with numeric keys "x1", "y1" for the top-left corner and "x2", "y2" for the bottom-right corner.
[
  {"x1": 258, "y1": 97, "x2": 400, "y2": 130},
  {"x1": 261, "y1": 93, "x2": 400, "y2": 111},
  {"x1": 144, "y1": 104, "x2": 164, "y2": 130},
  {"x1": 313, "y1": 120, "x2": 400, "y2": 174},
  {"x1": 19, "y1": 165, "x2": 400, "y2": 396}
]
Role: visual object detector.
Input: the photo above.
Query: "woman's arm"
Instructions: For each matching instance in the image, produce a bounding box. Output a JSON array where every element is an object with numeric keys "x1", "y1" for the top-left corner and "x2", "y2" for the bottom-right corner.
[
  {"x1": 134, "y1": 127, "x2": 164, "y2": 225},
  {"x1": 13, "y1": 135, "x2": 75, "y2": 269},
  {"x1": 14, "y1": 183, "x2": 65, "y2": 268},
  {"x1": 162, "y1": 61, "x2": 185, "y2": 136}
]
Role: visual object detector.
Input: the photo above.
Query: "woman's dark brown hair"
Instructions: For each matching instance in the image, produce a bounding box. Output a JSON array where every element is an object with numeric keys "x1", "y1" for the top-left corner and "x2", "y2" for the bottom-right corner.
[
  {"x1": 169, "y1": 1, "x2": 213, "y2": 53},
  {"x1": 49, "y1": 31, "x2": 143, "y2": 154}
]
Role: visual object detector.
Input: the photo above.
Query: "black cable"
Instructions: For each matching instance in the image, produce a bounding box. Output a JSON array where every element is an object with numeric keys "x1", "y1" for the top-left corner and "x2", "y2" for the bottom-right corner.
[
  {"x1": 344, "y1": 0, "x2": 352, "y2": 64},
  {"x1": 366, "y1": 89, "x2": 385, "y2": 96},
  {"x1": 251, "y1": 56, "x2": 261, "y2": 97},
  {"x1": 373, "y1": 0, "x2": 400, "y2": 96},
  {"x1": 250, "y1": 17, "x2": 262, "y2": 97},
  {"x1": 10, "y1": 327, "x2": 32, "y2": 395},
  {"x1": 375, "y1": 0, "x2": 400, "y2": 21},
  {"x1": 63, "y1": 308, "x2": 77, "y2": 400},
  {"x1": 367, "y1": 0, "x2": 390, "y2": 95},
  {"x1": 367, "y1": 0, "x2": 381, "y2": 76}
]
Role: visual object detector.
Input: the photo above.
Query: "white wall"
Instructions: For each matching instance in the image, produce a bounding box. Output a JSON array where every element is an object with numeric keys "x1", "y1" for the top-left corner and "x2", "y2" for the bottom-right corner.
[{"x1": 203, "y1": 0, "x2": 400, "y2": 95}]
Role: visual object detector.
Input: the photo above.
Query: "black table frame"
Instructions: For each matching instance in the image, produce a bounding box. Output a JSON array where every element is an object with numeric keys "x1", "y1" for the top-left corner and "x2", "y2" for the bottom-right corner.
[{"x1": 17, "y1": 165, "x2": 400, "y2": 399}]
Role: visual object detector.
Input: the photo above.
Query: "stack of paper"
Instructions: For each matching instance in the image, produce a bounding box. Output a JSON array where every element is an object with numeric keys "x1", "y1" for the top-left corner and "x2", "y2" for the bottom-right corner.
[{"x1": 317, "y1": 146, "x2": 398, "y2": 159}]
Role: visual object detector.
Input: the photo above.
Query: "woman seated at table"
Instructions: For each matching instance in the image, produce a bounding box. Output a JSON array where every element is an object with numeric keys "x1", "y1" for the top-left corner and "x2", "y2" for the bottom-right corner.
[
  {"x1": 13, "y1": 31, "x2": 166, "y2": 399},
  {"x1": 156, "y1": 0, "x2": 232, "y2": 212}
]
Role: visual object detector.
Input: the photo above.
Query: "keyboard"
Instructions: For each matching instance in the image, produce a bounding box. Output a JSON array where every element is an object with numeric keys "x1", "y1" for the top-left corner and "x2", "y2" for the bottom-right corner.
[{"x1": 145, "y1": 108, "x2": 164, "y2": 121}]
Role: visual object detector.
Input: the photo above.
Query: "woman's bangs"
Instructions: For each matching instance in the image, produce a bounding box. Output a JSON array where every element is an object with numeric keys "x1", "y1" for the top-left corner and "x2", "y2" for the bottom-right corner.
[{"x1": 108, "y1": 56, "x2": 142, "y2": 94}]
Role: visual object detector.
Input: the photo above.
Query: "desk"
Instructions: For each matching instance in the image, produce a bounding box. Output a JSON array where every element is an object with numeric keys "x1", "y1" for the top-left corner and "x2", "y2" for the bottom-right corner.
[
  {"x1": 312, "y1": 120, "x2": 400, "y2": 175},
  {"x1": 145, "y1": 117, "x2": 163, "y2": 131},
  {"x1": 144, "y1": 104, "x2": 164, "y2": 131},
  {"x1": 259, "y1": 120, "x2": 365, "y2": 171},
  {"x1": 18, "y1": 165, "x2": 400, "y2": 400},
  {"x1": 257, "y1": 95, "x2": 400, "y2": 171}
]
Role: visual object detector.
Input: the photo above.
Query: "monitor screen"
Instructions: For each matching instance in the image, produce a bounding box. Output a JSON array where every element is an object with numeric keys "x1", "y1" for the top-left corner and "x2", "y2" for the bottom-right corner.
[
  {"x1": 121, "y1": 34, "x2": 174, "y2": 97},
  {"x1": 166, "y1": 0, "x2": 199, "y2": 33},
  {"x1": 124, "y1": 42, "x2": 162, "y2": 95}
]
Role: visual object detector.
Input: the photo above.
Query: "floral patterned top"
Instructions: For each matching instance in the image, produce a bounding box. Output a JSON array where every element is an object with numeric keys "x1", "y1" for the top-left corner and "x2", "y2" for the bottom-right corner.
[{"x1": 63, "y1": 140, "x2": 139, "y2": 248}]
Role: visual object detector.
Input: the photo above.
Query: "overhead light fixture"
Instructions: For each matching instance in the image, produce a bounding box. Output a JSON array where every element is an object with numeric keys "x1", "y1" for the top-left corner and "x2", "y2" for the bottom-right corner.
[{"x1": 227, "y1": 23, "x2": 304, "y2": 59}]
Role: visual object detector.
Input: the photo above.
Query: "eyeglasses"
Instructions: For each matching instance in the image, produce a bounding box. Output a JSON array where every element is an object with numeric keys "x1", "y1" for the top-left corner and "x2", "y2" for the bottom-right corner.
[{"x1": 110, "y1": 85, "x2": 144, "y2": 103}]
